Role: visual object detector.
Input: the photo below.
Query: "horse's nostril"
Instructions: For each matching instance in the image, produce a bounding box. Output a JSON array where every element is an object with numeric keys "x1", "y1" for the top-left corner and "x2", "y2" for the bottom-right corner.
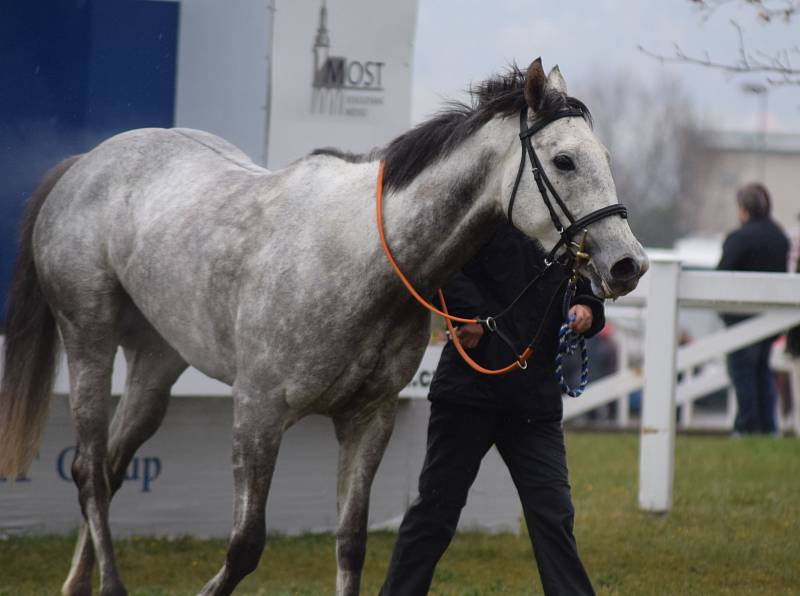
[{"x1": 610, "y1": 257, "x2": 638, "y2": 282}]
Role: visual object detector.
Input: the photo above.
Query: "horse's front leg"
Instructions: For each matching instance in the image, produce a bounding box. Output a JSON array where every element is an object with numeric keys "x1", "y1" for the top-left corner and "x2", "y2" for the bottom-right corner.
[
  {"x1": 199, "y1": 381, "x2": 286, "y2": 596},
  {"x1": 333, "y1": 394, "x2": 399, "y2": 596}
]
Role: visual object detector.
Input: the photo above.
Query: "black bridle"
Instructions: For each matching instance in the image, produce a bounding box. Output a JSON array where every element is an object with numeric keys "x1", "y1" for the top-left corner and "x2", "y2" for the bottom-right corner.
[{"x1": 507, "y1": 107, "x2": 628, "y2": 265}]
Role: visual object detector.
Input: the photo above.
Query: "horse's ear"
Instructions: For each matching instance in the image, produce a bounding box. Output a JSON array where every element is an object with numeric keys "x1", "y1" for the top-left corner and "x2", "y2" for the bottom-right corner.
[
  {"x1": 524, "y1": 58, "x2": 546, "y2": 111},
  {"x1": 546, "y1": 65, "x2": 567, "y2": 95}
]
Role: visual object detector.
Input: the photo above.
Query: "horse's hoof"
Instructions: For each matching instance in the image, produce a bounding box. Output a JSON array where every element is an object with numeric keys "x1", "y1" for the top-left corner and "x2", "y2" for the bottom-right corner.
[
  {"x1": 99, "y1": 582, "x2": 128, "y2": 596},
  {"x1": 62, "y1": 578, "x2": 92, "y2": 596}
]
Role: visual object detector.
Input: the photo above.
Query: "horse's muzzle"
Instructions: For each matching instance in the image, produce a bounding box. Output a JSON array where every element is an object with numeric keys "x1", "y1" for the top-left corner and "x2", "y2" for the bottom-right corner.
[{"x1": 607, "y1": 254, "x2": 649, "y2": 297}]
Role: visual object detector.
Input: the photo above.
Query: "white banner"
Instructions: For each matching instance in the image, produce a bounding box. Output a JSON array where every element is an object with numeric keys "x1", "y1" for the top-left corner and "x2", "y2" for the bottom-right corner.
[
  {"x1": 40, "y1": 343, "x2": 443, "y2": 400},
  {"x1": 267, "y1": 0, "x2": 418, "y2": 168},
  {"x1": 0, "y1": 349, "x2": 523, "y2": 538}
]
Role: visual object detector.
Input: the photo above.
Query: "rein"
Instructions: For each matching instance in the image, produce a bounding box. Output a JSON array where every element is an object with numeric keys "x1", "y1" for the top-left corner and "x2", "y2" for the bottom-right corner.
[{"x1": 375, "y1": 105, "x2": 628, "y2": 377}]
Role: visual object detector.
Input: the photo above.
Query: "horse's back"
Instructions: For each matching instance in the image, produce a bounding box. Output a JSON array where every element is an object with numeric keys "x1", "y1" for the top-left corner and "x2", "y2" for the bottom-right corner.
[
  {"x1": 39, "y1": 126, "x2": 267, "y2": 215},
  {"x1": 35, "y1": 126, "x2": 272, "y2": 272},
  {"x1": 80, "y1": 126, "x2": 267, "y2": 184}
]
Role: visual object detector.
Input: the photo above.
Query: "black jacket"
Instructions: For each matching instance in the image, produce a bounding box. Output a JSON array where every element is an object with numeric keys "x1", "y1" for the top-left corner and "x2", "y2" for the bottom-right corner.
[
  {"x1": 717, "y1": 217, "x2": 789, "y2": 326},
  {"x1": 429, "y1": 223, "x2": 605, "y2": 420}
]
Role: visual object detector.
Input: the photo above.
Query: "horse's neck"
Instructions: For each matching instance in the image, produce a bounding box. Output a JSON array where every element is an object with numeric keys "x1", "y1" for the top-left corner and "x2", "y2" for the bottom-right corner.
[{"x1": 380, "y1": 119, "x2": 512, "y2": 293}]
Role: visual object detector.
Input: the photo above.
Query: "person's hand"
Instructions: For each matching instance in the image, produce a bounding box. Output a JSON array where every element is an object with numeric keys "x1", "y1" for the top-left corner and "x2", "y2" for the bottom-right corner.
[
  {"x1": 568, "y1": 305, "x2": 593, "y2": 334},
  {"x1": 455, "y1": 323, "x2": 484, "y2": 349}
]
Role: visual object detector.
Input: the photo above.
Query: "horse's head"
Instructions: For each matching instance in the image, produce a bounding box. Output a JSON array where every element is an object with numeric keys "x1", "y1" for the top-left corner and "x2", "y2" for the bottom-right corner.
[{"x1": 500, "y1": 58, "x2": 648, "y2": 299}]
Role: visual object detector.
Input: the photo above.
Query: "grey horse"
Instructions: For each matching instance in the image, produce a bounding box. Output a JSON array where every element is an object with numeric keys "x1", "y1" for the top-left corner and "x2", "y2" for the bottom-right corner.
[{"x1": 0, "y1": 59, "x2": 647, "y2": 595}]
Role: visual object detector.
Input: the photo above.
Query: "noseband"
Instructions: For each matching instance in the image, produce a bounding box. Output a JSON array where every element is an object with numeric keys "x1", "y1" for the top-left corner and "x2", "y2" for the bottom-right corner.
[{"x1": 507, "y1": 107, "x2": 628, "y2": 265}]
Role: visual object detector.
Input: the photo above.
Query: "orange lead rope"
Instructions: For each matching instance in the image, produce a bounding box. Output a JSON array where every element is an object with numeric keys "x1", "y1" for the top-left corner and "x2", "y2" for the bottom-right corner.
[
  {"x1": 376, "y1": 160, "x2": 533, "y2": 375},
  {"x1": 439, "y1": 290, "x2": 534, "y2": 375},
  {"x1": 375, "y1": 160, "x2": 476, "y2": 325}
]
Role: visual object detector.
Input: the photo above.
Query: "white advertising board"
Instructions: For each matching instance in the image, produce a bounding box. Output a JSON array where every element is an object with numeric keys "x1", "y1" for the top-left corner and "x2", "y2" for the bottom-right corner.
[{"x1": 266, "y1": 0, "x2": 417, "y2": 168}]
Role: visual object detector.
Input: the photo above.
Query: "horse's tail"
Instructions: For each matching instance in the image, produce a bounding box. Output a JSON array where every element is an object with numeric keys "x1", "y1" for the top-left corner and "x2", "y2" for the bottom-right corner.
[{"x1": 0, "y1": 156, "x2": 80, "y2": 477}]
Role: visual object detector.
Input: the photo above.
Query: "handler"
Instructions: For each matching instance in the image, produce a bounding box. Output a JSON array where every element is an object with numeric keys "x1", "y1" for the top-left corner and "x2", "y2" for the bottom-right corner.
[{"x1": 380, "y1": 222, "x2": 603, "y2": 596}]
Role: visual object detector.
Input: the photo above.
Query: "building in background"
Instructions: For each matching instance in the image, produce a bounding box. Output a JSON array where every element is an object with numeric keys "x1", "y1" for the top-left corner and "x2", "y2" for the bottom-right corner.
[{"x1": 692, "y1": 130, "x2": 800, "y2": 243}]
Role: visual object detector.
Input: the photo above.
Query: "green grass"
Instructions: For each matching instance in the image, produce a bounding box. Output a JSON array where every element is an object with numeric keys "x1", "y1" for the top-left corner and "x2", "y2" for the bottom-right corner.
[{"x1": 1, "y1": 433, "x2": 799, "y2": 595}]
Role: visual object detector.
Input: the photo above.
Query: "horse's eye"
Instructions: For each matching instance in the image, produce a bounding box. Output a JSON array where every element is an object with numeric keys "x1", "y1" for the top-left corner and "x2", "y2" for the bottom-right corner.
[{"x1": 553, "y1": 155, "x2": 575, "y2": 171}]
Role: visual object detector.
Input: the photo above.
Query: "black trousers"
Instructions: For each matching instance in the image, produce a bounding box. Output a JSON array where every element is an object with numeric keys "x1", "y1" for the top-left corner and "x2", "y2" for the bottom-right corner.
[{"x1": 380, "y1": 400, "x2": 594, "y2": 596}]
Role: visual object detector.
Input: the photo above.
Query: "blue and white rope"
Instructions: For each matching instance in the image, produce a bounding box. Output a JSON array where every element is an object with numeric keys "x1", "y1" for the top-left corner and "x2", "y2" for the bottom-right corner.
[{"x1": 555, "y1": 314, "x2": 589, "y2": 398}]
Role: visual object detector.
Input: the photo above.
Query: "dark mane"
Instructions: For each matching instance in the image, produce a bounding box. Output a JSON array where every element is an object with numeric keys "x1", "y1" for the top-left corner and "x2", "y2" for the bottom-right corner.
[{"x1": 312, "y1": 65, "x2": 592, "y2": 192}]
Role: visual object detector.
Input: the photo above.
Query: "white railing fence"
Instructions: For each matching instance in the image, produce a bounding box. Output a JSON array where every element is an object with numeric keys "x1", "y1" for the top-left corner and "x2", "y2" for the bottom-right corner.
[{"x1": 572, "y1": 259, "x2": 800, "y2": 513}]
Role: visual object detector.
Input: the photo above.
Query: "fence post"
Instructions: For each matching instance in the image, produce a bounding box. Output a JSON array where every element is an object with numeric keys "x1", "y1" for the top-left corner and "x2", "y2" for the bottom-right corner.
[
  {"x1": 616, "y1": 333, "x2": 630, "y2": 428},
  {"x1": 638, "y1": 258, "x2": 680, "y2": 512},
  {"x1": 790, "y1": 357, "x2": 800, "y2": 436},
  {"x1": 726, "y1": 387, "x2": 738, "y2": 430}
]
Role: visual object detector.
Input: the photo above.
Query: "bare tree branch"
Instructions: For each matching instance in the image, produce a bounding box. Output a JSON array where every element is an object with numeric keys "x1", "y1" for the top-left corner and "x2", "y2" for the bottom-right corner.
[
  {"x1": 639, "y1": 19, "x2": 800, "y2": 86},
  {"x1": 691, "y1": 0, "x2": 800, "y2": 22},
  {"x1": 576, "y1": 73, "x2": 707, "y2": 246}
]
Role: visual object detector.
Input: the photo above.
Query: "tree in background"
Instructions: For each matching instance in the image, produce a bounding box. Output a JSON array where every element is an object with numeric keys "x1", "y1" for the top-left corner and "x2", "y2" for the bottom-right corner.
[
  {"x1": 577, "y1": 73, "x2": 707, "y2": 248},
  {"x1": 641, "y1": 0, "x2": 800, "y2": 87}
]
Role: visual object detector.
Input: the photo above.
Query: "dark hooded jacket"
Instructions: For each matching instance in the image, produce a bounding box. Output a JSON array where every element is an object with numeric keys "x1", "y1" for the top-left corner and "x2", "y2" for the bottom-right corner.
[
  {"x1": 429, "y1": 223, "x2": 605, "y2": 420},
  {"x1": 717, "y1": 217, "x2": 789, "y2": 326}
]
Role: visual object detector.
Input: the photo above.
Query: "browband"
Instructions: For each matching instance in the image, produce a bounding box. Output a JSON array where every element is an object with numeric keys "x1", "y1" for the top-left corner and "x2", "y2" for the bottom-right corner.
[{"x1": 519, "y1": 108, "x2": 586, "y2": 140}]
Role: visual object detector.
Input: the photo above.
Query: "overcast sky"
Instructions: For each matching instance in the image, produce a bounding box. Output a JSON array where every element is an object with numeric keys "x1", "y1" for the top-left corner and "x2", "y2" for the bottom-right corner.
[{"x1": 410, "y1": 0, "x2": 800, "y2": 133}]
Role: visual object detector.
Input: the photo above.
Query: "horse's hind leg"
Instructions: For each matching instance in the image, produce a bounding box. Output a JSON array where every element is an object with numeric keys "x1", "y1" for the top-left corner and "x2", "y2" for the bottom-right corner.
[
  {"x1": 109, "y1": 325, "x2": 187, "y2": 491},
  {"x1": 54, "y1": 285, "x2": 127, "y2": 596},
  {"x1": 333, "y1": 395, "x2": 398, "y2": 596},
  {"x1": 200, "y1": 382, "x2": 286, "y2": 596},
  {"x1": 63, "y1": 316, "x2": 187, "y2": 596}
]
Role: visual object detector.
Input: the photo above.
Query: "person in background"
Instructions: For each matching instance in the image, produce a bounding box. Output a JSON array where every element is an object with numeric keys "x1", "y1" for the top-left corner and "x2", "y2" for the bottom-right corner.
[
  {"x1": 785, "y1": 212, "x2": 800, "y2": 360},
  {"x1": 717, "y1": 183, "x2": 789, "y2": 435},
  {"x1": 380, "y1": 222, "x2": 604, "y2": 596}
]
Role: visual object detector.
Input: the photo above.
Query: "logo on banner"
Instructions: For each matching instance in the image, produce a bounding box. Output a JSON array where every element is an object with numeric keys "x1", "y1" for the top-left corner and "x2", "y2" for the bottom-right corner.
[{"x1": 311, "y1": 0, "x2": 386, "y2": 117}]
